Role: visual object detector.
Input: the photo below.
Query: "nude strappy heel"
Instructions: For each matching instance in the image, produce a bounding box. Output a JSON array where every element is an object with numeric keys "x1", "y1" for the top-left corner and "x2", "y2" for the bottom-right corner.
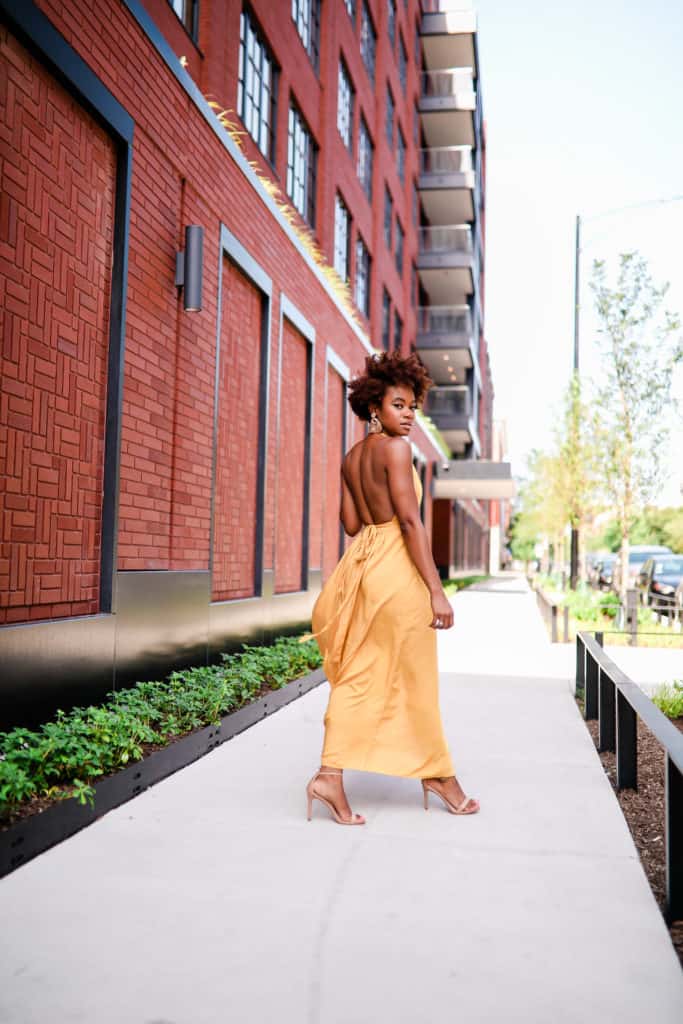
[
  {"x1": 422, "y1": 779, "x2": 479, "y2": 815},
  {"x1": 306, "y1": 769, "x2": 366, "y2": 825}
]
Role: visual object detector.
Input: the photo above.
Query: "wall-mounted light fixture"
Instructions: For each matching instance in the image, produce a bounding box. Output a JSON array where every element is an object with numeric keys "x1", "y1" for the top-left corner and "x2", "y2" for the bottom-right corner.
[{"x1": 175, "y1": 225, "x2": 204, "y2": 311}]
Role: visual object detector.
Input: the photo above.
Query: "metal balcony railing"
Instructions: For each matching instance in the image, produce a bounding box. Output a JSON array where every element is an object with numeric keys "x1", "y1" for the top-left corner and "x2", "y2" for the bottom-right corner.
[
  {"x1": 423, "y1": 385, "x2": 470, "y2": 417},
  {"x1": 417, "y1": 305, "x2": 472, "y2": 336},
  {"x1": 418, "y1": 224, "x2": 472, "y2": 255},
  {"x1": 419, "y1": 146, "x2": 473, "y2": 175},
  {"x1": 421, "y1": 68, "x2": 474, "y2": 99}
]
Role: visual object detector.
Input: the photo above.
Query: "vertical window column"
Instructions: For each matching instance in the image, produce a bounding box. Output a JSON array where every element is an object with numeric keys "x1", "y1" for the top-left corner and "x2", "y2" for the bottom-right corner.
[
  {"x1": 287, "y1": 103, "x2": 317, "y2": 227},
  {"x1": 334, "y1": 193, "x2": 351, "y2": 282},
  {"x1": 355, "y1": 236, "x2": 371, "y2": 317},
  {"x1": 238, "y1": 10, "x2": 278, "y2": 162}
]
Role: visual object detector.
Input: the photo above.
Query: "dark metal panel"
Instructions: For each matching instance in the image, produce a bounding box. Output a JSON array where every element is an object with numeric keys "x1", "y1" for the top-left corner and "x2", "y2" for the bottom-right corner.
[
  {"x1": 0, "y1": 0, "x2": 134, "y2": 144},
  {"x1": 0, "y1": 616, "x2": 116, "y2": 731},
  {"x1": 114, "y1": 571, "x2": 210, "y2": 688}
]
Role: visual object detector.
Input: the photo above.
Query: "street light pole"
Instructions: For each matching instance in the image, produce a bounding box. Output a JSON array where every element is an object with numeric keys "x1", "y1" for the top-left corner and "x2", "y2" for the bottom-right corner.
[
  {"x1": 568, "y1": 194, "x2": 683, "y2": 592},
  {"x1": 569, "y1": 214, "x2": 581, "y2": 588}
]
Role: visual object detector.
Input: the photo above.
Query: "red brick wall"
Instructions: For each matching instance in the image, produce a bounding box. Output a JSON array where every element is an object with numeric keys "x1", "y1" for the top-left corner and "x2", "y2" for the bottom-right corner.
[
  {"x1": 0, "y1": 1, "x2": 448, "y2": 628},
  {"x1": 0, "y1": 26, "x2": 114, "y2": 624},
  {"x1": 275, "y1": 319, "x2": 308, "y2": 593},
  {"x1": 211, "y1": 257, "x2": 262, "y2": 600},
  {"x1": 323, "y1": 364, "x2": 345, "y2": 580}
]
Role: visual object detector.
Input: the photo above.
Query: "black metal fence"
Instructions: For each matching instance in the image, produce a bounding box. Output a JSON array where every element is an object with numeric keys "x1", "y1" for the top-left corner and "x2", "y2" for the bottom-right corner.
[
  {"x1": 576, "y1": 630, "x2": 683, "y2": 922},
  {"x1": 533, "y1": 586, "x2": 569, "y2": 643}
]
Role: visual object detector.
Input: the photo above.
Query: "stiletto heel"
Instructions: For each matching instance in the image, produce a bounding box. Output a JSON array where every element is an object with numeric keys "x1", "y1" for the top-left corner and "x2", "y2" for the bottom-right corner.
[
  {"x1": 421, "y1": 779, "x2": 479, "y2": 815},
  {"x1": 306, "y1": 769, "x2": 366, "y2": 825}
]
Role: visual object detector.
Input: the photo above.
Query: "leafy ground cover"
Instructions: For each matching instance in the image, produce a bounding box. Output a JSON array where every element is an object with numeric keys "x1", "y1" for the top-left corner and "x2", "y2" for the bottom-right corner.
[
  {"x1": 0, "y1": 635, "x2": 322, "y2": 827},
  {"x1": 534, "y1": 575, "x2": 683, "y2": 648},
  {"x1": 443, "y1": 575, "x2": 489, "y2": 596}
]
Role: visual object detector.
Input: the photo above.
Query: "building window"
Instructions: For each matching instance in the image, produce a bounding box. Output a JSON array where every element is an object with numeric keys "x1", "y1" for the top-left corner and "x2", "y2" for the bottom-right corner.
[
  {"x1": 355, "y1": 235, "x2": 371, "y2": 317},
  {"x1": 386, "y1": 85, "x2": 394, "y2": 147},
  {"x1": 413, "y1": 103, "x2": 419, "y2": 146},
  {"x1": 384, "y1": 187, "x2": 393, "y2": 249},
  {"x1": 382, "y1": 288, "x2": 391, "y2": 350},
  {"x1": 357, "y1": 116, "x2": 373, "y2": 199},
  {"x1": 287, "y1": 103, "x2": 317, "y2": 227},
  {"x1": 397, "y1": 126, "x2": 406, "y2": 184},
  {"x1": 394, "y1": 310, "x2": 403, "y2": 351},
  {"x1": 238, "y1": 10, "x2": 278, "y2": 162},
  {"x1": 337, "y1": 60, "x2": 355, "y2": 152},
  {"x1": 292, "y1": 0, "x2": 321, "y2": 70},
  {"x1": 361, "y1": 2, "x2": 377, "y2": 82},
  {"x1": 399, "y1": 34, "x2": 407, "y2": 92},
  {"x1": 169, "y1": 0, "x2": 198, "y2": 40},
  {"x1": 395, "y1": 219, "x2": 404, "y2": 275},
  {"x1": 334, "y1": 193, "x2": 351, "y2": 282},
  {"x1": 387, "y1": 0, "x2": 396, "y2": 50},
  {"x1": 344, "y1": 0, "x2": 356, "y2": 20},
  {"x1": 412, "y1": 180, "x2": 418, "y2": 226}
]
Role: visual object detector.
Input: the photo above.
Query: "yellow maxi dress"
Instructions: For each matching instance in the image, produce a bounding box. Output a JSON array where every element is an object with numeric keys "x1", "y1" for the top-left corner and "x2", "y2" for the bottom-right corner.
[{"x1": 311, "y1": 465, "x2": 455, "y2": 779}]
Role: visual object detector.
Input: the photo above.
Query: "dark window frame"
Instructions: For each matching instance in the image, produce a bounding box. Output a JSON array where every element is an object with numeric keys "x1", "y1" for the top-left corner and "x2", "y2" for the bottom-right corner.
[
  {"x1": 291, "y1": 0, "x2": 321, "y2": 72},
  {"x1": 357, "y1": 114, "x2": 374, "y2": 200},
  {"x1": 337, "y1": 56, "x2": 355, "y2": 152},
  {"x1": 395, "y1": 218, "x2": 404, "y2": 276},
  {"x1": 386, "y1": 84, "x2": 395, "y2": 148},
  {"x1": 382, "y1": 288, "x2": 391, "y2": 350},
  {"x1": 287, "y1": 100, "x2": 318, "y2": 228},
  {"x1": 237, "y1": 7, "x2": 279, "y2": 165},
  {"x1": 360, "y1": 1, "x2": 377, "y2": 82},
  {"x1": 384, "y1": 186, "x2": 393, "y2": 249},
  {"x1": 355, "y1": 235, "x2": 371, "y2": 318},
  {"x1": 333, "y1": 192, "x2": 351, "y2": 283},
  {"x1": 167, "y1": 0, "x2": 199, "y2": 42}
]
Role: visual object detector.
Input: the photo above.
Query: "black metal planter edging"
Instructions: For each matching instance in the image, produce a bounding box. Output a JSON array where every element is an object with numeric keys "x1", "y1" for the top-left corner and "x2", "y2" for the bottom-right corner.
[
  {"x1": 575, "y1": 631, "x2": 683, "y2": 923},
  {"x1": 0, "y1": 667, "x2": 326, "y2": 879}
]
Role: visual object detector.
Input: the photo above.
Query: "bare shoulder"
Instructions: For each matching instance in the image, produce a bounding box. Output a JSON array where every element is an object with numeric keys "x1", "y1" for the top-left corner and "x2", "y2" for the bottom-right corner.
[
  {"x1": 383, "y1": 436, "x2": 412, "y2": 470},
  {"x1": 341, "y1": 439, "x2": 364, "y2": 478}
]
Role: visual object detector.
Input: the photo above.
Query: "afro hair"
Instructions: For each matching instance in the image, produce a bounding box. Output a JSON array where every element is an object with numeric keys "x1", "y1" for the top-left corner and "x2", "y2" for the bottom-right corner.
[{"x1": 347, "y1": 351, "x2": 433, "y2": 422}]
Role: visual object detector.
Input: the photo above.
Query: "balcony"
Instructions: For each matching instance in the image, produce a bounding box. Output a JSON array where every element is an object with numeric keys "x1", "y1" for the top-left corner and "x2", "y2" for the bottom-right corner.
[
  {"x1": 421, "y1": 2, "x2": 477, "y2": 73},
  {"x1": 419, "y1": 69, "x2": 476, "y2": 148},
  {"x1": 416, "y1": 305, "x2": 474, "y2": 385},
  {"x1": 422, "y1": 384, "x2": 473, "y2": 454},
  {"x1": 418, "y1": 146, "x2": 475, "y2": 224},
  {"x1": 417, "y1": 225, "x2": 474, "y2": 305}
]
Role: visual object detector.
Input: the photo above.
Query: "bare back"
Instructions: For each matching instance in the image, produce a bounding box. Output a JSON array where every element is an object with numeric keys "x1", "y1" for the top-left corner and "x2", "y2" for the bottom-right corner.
[{"x1": 342, "y1": 436, "x2": 406, "y2": 525}]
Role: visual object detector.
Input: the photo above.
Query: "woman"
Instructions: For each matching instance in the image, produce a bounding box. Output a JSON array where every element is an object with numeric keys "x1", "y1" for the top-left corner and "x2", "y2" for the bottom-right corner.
[{"x1": 306, "y1": 352, "x2": 479, "y2": 825}]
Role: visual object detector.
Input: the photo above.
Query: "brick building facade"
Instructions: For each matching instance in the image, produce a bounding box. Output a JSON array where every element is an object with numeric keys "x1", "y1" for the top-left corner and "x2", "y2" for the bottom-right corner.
[{"x1": 0, "y1": 0, "x2": 507, "y2": 728}]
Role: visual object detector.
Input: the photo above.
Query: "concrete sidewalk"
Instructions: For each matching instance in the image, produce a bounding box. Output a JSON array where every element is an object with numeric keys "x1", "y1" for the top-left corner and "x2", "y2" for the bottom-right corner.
[{"x1": 1, "y1": 574, "x2": 682, "y2": 1022}]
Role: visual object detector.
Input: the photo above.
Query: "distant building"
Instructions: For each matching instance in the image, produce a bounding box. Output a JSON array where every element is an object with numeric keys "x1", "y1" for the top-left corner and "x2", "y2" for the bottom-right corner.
[{"x1": 0, "y1": 0, "x2": 513, "y2": 727}]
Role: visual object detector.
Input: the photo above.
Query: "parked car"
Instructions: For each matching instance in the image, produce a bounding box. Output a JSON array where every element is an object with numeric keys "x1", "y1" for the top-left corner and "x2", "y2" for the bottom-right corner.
[
  {"x1": 587, "y1": 551, "x2": 611, "y2": 587},
  {"x1": 595, "y1": 554, "x2": 617, "y2": 591},
  {"x1": 637, "y1": 555, "x2": 683, "y2": 611},
  {"x1": 612, "y1": 545, "x2": 672, "y2": 593}
]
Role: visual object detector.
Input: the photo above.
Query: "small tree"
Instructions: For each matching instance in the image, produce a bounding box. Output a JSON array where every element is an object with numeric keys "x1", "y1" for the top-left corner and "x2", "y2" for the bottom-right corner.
[
  {"x1": 554, "y1": 372, "x2": 601, "y2": 586},
  {"x1": 590, "y1": 252, "x2": 682, "y2": 599}
]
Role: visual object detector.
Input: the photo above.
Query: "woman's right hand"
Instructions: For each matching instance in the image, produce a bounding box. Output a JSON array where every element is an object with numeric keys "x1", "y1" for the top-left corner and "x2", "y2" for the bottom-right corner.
[{"x1": 429, "y1": 589, "x2": 454, "y2": 630}]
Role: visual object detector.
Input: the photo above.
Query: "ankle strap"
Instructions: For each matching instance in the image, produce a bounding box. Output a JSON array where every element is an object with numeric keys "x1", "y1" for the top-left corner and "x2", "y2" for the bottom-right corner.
[{"x1": 318, "y1": 769, "x2": 342, "y2": 775}]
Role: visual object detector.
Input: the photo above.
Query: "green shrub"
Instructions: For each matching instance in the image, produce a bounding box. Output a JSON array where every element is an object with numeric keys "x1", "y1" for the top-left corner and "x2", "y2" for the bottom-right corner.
[
  {"x1": 0, "y1": 635, "x2": 322, "y2": 822},
  {"x1": 651, "y1": 681, "x2": 683, "y2": 719}
]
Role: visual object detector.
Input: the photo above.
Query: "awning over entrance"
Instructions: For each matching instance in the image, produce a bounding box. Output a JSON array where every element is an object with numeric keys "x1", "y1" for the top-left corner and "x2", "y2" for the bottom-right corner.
[{"x1": 433, "y1": 460, "x2": 516, "y2": 500}]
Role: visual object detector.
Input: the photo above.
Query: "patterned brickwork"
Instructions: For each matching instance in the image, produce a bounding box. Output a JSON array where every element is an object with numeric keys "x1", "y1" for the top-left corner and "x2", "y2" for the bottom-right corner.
[
  {"x1": 275, "y1": 320, "x2": 307, "y2": 593},
  {"x1": 323, "y1": 365, "x2": 345, "y2": 581},
  {"x1": 4, "y1": 0, "x2": 451, "y2": 624},
  {"x1": 211, "y1": 257, "x2": 262, "y2": 601},
  {"x1": 0, "y1": 27, "x2": 114, "y2": 624}
]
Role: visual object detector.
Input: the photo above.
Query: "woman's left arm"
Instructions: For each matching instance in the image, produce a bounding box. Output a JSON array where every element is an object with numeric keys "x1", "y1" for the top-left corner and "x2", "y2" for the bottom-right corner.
[{"x1": 340, "y1": 471, "x2": 362, "y2": 536}]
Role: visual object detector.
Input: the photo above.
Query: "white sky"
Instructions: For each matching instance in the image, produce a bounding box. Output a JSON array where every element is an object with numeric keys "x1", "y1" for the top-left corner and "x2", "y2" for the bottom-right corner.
[{"x1": 474, "y1": 0, "x2": 683, "y2": 504}]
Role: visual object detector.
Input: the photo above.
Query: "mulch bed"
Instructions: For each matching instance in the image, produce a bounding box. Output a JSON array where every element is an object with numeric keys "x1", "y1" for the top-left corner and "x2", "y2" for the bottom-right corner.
[{"x1": 575, "y1": 696, "x2": 683, "y2": 967}]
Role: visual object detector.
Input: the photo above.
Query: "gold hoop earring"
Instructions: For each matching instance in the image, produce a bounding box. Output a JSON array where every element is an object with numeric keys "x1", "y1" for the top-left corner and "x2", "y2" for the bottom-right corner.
[{"x1": 369, "y1": 412, "x2": 383, "y2": 435}]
